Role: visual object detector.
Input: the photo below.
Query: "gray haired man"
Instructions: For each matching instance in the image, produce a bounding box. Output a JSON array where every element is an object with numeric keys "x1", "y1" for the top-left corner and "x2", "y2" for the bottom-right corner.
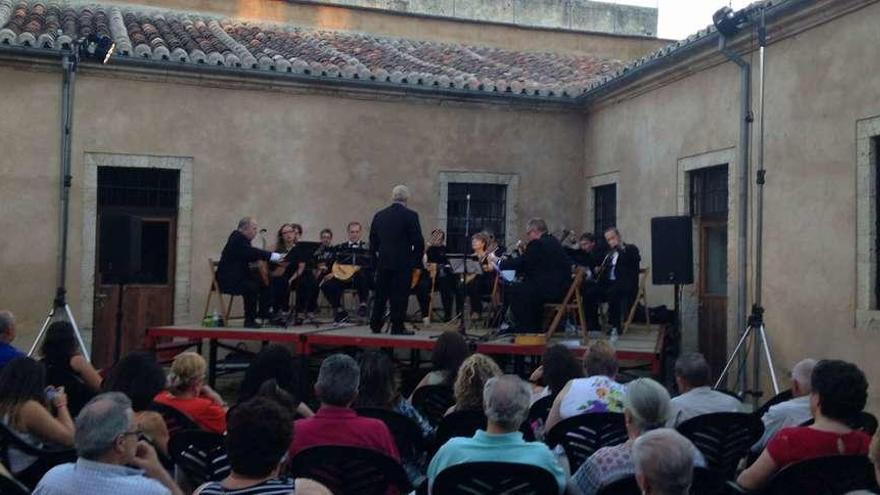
[
  {"x1": 427, "y1": 375, "x2": 567, "y2": 493},
  {"x1": 751, "y1": 358, "x2": 817, "y2": 452},
  {"x1": 0, "y1": 310, "x2": 23, "y2": 369},
  {"x1": 632, "y1": 429, "x2": 697, "y2": 495},
  {"x1": 34, "y1": 392, "x2": 182, "y2": 495}
]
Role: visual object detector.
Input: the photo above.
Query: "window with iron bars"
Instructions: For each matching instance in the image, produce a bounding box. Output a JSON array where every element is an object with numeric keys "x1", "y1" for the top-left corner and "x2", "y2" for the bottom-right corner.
[{"x1": 446, "y1": 183, "x2": 507, "y2": 253}]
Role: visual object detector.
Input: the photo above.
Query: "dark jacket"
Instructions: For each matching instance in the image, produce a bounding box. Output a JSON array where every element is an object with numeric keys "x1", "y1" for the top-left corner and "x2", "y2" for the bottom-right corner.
[
  {"x1": 369, "y1": 203, "x2": 425, "y2": 271},
  {"x1": 499, "y1": 233, "x2": 572, "y2": 296},
  {"x1": 216, "y1": 230, "x2": 270, "y2": 291},
  {"x1": 608, "y1": 243, "x2": 641, "y2": 294}
]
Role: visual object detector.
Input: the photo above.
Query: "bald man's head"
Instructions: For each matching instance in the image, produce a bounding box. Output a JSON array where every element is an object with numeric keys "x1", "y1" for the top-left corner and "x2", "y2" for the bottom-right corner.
[{"x1": 791, "y1": 358, "x2": 817, "y2": 397}]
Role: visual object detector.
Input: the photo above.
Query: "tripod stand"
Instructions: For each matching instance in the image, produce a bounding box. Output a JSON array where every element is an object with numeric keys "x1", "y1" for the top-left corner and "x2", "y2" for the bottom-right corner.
[
  {"x1": 715, "y1": 304, "x2": 779, "y2": 400},
  {"x1": 28, "y1": 287, "x2": 91, "y2": 361}
]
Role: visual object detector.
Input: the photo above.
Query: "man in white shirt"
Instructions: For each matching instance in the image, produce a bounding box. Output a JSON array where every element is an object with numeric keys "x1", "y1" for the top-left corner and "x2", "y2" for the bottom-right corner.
[
  {"x1": 750, "y1": 358, "x2": 816, "y2": 452},
  {"x1": 667, "y1": 353, "x2": 742, "y2": 427}
]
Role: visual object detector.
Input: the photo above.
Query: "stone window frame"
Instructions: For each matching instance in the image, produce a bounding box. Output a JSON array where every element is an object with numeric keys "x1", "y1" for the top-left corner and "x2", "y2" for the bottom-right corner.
[
  {"x1": 436, "y1": 171, "x2": 519, "y2": 251},
  {"x1": 584, "y1": 171, "x2": 619, "y2": 235},
  {"x1": 80, "y1": 153, "x2": 194, "y2": 344},
  {"x1": 856, "y1": 116, "x2": 880, "y2": 330},
  {"x1": 676, "y1": 147, "x2": 738, "y2": 353}
]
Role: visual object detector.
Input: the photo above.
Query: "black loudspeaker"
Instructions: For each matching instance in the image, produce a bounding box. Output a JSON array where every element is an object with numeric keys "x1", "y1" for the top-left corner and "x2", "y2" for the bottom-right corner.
[
  {"x1": 99, "y1": 213, "x2": 142, "y2": 281},
  {"x1": 651, "y1": 216, "x2": 694, "y2": 285}
]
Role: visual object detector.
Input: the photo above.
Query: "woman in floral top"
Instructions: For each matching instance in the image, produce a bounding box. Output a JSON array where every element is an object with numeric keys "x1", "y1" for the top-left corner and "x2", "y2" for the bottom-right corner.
[{"x1": 545, "y1": 340, "x2": 625, "y2": 432}]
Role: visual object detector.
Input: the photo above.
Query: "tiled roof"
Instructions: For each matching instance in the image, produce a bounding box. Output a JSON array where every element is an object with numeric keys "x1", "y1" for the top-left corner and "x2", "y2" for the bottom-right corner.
[{"x1": 0, "y1": 0, "x2": 629, "y2": 99}]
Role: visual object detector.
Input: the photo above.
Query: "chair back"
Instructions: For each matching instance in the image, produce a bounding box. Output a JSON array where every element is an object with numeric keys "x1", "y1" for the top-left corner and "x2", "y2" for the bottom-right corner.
[
  {"x1": 148, "y1": 401, "x2": 202, "y2": 437},
  {"x1": 355, "y1": 407, "x2": 427, "y2": 462},
  {"x1": 764, "y1": 455, "x2": 879, "y2": 495},
  {"x1": 527, "y1": 395, "x2": 554, "y2": 440},
  {"x1": 433, "y1": 461, "x2": 558, "y2": 495},
  {"x1": 435, "y1": 410, "x2": 487, "y2": 449},
  {"x1": 595, "y1": 468, "x2": 735, "y2": 495},
  {"x1": 411, "y1": 385, "x2": 454, "y2": 427},
  {"x1": 289, "y1": 445, "x2": 412, "y2": 495},
  {"x1": 0, "y1": 474, "x2": 29, "y2": 495},
  {"x1": 753, "y1": 389, "x2": 793, "y2": 418},
  {"x1": 676, "y1": 412, "x2": 764, "y2": 479},
  {"x1": 167, "y1": 430, "x2": 230, "y2": 487},
  {"x1": 545, "y1": 412, "x2": 628, "y2": 472},
  {"x1": 0, "y1": 421, "x2": 76, "y2": 488}
]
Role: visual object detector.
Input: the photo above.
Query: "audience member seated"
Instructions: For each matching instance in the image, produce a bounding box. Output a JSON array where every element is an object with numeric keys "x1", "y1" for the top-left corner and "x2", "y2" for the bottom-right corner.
[
  {"x1": 103, "y1": 351, "x2": 171, "y2": 455},
  {"x1": 289, "y1": 354, "x2": 399, "y2": 461},
  {"x1": 356, "y1": 349, "x2": 433, "y2": 437},
  {"x1": 237, "y1": 344, "x2": 314, "y2": 418},
  {"x1": 752, "y1": 358, "x2": 817, "y2": 453},
  {"x1": 153, "y1": 352, "x2": 227, "y2": 434},
  {"x1": 0, "y1": 310, "x2": 23, "y2": 369},
  {"x1": 33, "y1": 392, "x2": 182, "y2": 495},
  {"x1": 0, "y1": 357, "x2": 75, "y2": 479},
  {"x1": 411, "y1": 331, "x2": 470, "y2": 395},
  {"x1": 528, "y1": 344, "x2": 583, "y2": 405},
  {"x1": 737, "y1": 359, "x2": 871, "y2": 491},
  {"x1": 446, "y1": 353, "x2": 502, "y2": 415},
  {"x1": 194, "y1": 397, "x2": 321, "y2": 494},
  {"x1": 545, "y1": 341, "x2": 625, "y2": 432},
  {"x1": 40, "y1": 322, "x2": 102, "y2": 417},
  {"x1": 427, "y1": 375, "x2": 567, "y2": 494},
  {"x1": 667, "y1": 353, "x2": 741, "y2": 427},
  {"x1": 632, "y1": 429, "x2": 698, "y2": 495},
  {"x1": 871, "y1": 429, "x2": 880, "y2": 487},
  {"x1": 573, "y1": 378, "x2": 669, "y2": 494}
]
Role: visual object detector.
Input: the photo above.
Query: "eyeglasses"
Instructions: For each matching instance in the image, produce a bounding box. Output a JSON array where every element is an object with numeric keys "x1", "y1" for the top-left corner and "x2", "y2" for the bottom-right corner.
[{"x1": 119, "y1": 428, "x2": 143, "y2": 440}]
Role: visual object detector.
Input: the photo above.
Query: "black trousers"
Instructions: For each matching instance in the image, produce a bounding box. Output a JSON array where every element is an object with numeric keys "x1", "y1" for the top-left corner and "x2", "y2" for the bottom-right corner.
[
  {"x1": 436, "y1": 273, "x2": 463, "y2": 321},
  {"x1": 411, "y1": 270, "x2": 431, "y2": 317},
  {"x1": 270, "y1": 271, "x2": 318, "y2": 314},
  {"x1": 582, "y1": 282, "x2": 636, "y2": 331},
  {"x1": 466, "y1": 272, "x2": 494, "y2": 314},
  {"x1": 321, "y1": 271, "x2": 370, "y2": 309},
  {"x1": 222, "y1": 278, "x2": 270, "y2": 323},
  {"x1": 506, "y1": 281, "x2": 566, "y2": 332},
  {"x1": 371, "y1": 268, "x2": 411, "y2": 332}
]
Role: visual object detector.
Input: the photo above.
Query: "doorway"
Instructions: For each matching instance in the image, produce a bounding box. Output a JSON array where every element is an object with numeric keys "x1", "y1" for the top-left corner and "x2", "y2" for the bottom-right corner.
[
  {"x1": 690, "y1": 165, "x2": 729, "y2": 379},
  {"x1": 92, "y1": 167, "x2": 179, "y2": 368}
]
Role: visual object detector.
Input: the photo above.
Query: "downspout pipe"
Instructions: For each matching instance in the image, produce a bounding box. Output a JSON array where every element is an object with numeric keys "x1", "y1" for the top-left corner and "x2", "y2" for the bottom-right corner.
[{"x1": 717, "y1": 35, "x2": 752, "y2": 392}]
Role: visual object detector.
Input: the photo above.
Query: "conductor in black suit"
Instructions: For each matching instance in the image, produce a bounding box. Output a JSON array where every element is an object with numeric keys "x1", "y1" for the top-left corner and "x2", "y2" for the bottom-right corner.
[
  {"x1": 601, "y1": 227, "x2": 641, "y2": 332},
  {"x1": 369, "y1": 185, "x2": 425, "y2": 335},
  {"x1": 489, "y1": 218, "x2": 572, "y2": 333},
  {"x1": 217, "y1": 217, "x2": 283, "y2": 328}
]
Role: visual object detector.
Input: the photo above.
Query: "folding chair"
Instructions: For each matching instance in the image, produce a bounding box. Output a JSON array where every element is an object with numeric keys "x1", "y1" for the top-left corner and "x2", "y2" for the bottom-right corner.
[
  {"x1": 544, "y1": 267, "x2": 588, "y2": 339},
  {"x1": 203, "y1": 258, "x2": 243, "y2": 323},
  {"x1": 622, "y1": 267, "x2": 650, "y2": 334}
]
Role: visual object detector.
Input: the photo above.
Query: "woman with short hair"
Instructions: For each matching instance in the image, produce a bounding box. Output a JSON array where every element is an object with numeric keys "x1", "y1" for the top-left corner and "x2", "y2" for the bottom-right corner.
[{"x1": 153, "y1": 352, "x2": 227, "y2": 433}]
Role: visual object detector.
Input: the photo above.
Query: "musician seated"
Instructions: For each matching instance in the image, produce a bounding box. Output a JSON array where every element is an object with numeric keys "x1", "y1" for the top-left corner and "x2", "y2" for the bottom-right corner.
[
  {"x1": 321, "y1": 221, "x2": 371, "y2": 322},
  {"x1": 489, "y1": 218, "x2": 571, "y2": 333},
  {"x1": 426, "y1": 229, "x2": 462, "y2": 322},
  {"x1": 410, "y1": 264, "x2": 432, "y2": 325},
  {"x1": 217, "y1": 217, "x2": 282, "y2": 328},
  {"x1": 270, "y1": 223, "x2": 317, "y2": 325},
  {"x1": 310, "y1": 228, "x2": 335, "y2": 314},
  {"x1": 568, "y1": 233, "x2": 604, "y2": 273},
  {"x1": 466, "y1": 232, "x2": 497, "y2": 321},
  {"x1": 583, "y1": 228, "x2": 641, "y2": 333}
]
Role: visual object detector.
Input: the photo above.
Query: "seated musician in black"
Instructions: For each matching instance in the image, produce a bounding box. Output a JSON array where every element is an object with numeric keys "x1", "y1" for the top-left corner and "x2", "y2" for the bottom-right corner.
[
  {"x1": 217, "y1": 217, "x2": 282, "y2": 328},
  {"x1": 269, "y1": 223, "x2": 317, "y2": 325},
  {"x1": 488, "y1": 218, "x2": 572, "y2": 333},
  {"x1": 309, "y1": 228, "x2": 335, "y2": 313},
  {"x1": 567, "y1": 232, "x2": 603, "y2": 273},
  {"x1": 466, "y1": 232, "x2": 497, "y2": 321},
  {"x1": 426, "y1": 229, "x2": 462, "y2": 322},
  {"x1": 321, "y1": 221, "x2": 371, "y2": 322}
]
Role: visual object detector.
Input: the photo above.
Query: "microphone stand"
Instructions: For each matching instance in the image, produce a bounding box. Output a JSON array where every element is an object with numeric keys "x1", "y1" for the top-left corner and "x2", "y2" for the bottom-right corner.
[{"x1": 459, "y1": 193, "x2": 472, "y2": 336}]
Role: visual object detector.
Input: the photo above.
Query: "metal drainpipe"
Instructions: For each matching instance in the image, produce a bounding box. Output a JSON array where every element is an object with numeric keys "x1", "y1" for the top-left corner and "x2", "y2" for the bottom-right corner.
[{"x1": 718, "y1": 36, "x2": 751, "y2": 391}]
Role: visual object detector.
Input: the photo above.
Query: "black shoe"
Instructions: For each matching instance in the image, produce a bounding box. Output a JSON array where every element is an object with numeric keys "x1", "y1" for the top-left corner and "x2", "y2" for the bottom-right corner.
[
  {"x1": 244, "y1": 320, "x2": 261, "y2": 329},
  {"x1": 334, "y1": 310, "x2": 349, "y2": 323},
  {"x1": 390, "y1": 327, "x2": 414, "y2": 335},
  {"x1": 370, "y1": 321, "x2": 384, "y2": 334},
  {"x1": 357, "y1": 304, "x2": 368, "y2": 318}
]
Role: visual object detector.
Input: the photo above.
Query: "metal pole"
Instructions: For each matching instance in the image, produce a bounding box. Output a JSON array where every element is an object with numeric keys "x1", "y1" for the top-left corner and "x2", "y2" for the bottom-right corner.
[
  {"x1": 57, "y1": 51, "x2": 76, "y2": 290},
  {"x1": 755, "y1": 13, "x2": 767, "y2": 309}
]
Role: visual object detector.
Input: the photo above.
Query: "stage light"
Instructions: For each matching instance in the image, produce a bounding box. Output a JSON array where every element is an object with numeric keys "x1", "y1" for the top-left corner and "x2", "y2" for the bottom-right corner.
[
  {"x1": 78, "y1": 34, "x2": 116, "y2": 64},
  {"x1": 713, "y1": 6, "x2": 751, "y2": 37}
]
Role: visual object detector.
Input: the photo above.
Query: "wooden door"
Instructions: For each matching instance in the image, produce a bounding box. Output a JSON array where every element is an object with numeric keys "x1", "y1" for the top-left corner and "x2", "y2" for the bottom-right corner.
[
  {"x1": 698, "y1": 220, "x2": 728, "y2": 380},
  {"x1": 93, "y1": 216, "x2": 176, "y2": 368}
]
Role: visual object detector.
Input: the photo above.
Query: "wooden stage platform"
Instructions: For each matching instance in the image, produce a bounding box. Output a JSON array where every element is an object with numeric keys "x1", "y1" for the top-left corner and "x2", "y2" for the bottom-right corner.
[{"x1": 146, "y1": 322, "x2": 665, "y2": 386}]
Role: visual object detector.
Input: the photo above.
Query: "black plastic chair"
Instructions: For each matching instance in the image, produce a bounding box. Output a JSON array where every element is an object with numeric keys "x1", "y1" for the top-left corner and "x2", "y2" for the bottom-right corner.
[
  {"x1": 434, "y1": 410, "x2": 535, "y2": 453},
  {"x1": 763, "y1": 455, "x2": 879, "y2": 495},
  {"x1": 289, "y1": 445, "x2": 412, "y2": 495},
  {"x1": 411, "y1": 385, "x2": 455, "y2": 427},
  {"x1": 432, "y1": 461, "x2": 559, "y2": 495},
  {"x1": 0, "y1": 421, "x2": 76, "y2": 489},
  {"x1": 528, "y1": 395, "x2": 553, "y2": 424},
  {"x1": 355, "y1": 407, "x2": 427, "y2": 463},
  {"x1": 752, "y1": 389, "x2": 793, "y2": 418},
  {"x1": 544, "y1": 412, "x2": 628, "y2": 473},
  {"x1": 0, "y1": 474, "x2": 30, "y2": 495},
  {"x1": 596, "y1": 468, "x2": 739, "y2": 495},
  {"x1": 676, "y1": 412, "x2": 764, "y2": 479},
  {"x1": 167, "y1": 430, "x2": 230, "y2": 488},
  {"x1": 148, "y1": 401, "x2": 202, "y2": 437}
]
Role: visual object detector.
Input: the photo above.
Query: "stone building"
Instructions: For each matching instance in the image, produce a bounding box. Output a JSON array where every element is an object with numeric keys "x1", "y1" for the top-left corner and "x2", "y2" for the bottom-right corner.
[{"x1": 1, "y1": 0, "x2": 880, "y2": 410}]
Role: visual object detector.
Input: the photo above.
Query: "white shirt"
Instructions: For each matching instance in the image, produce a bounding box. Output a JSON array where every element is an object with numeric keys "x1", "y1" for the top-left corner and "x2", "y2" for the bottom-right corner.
[
  {"x1": 609, "y1": 252, "x2": 619, "y2": 281},
  {"x1": 751, "y1": 395, "x2": 812, "y2": 452},
  {"x1": 667, "y1": 386, "x2": 743, "y2": 427}
]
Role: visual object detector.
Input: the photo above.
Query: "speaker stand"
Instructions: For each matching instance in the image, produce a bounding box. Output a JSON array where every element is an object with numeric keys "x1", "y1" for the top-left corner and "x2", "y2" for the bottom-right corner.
[{"x1": 28, "y1": 287, "x2": 91, "y2": 362}]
